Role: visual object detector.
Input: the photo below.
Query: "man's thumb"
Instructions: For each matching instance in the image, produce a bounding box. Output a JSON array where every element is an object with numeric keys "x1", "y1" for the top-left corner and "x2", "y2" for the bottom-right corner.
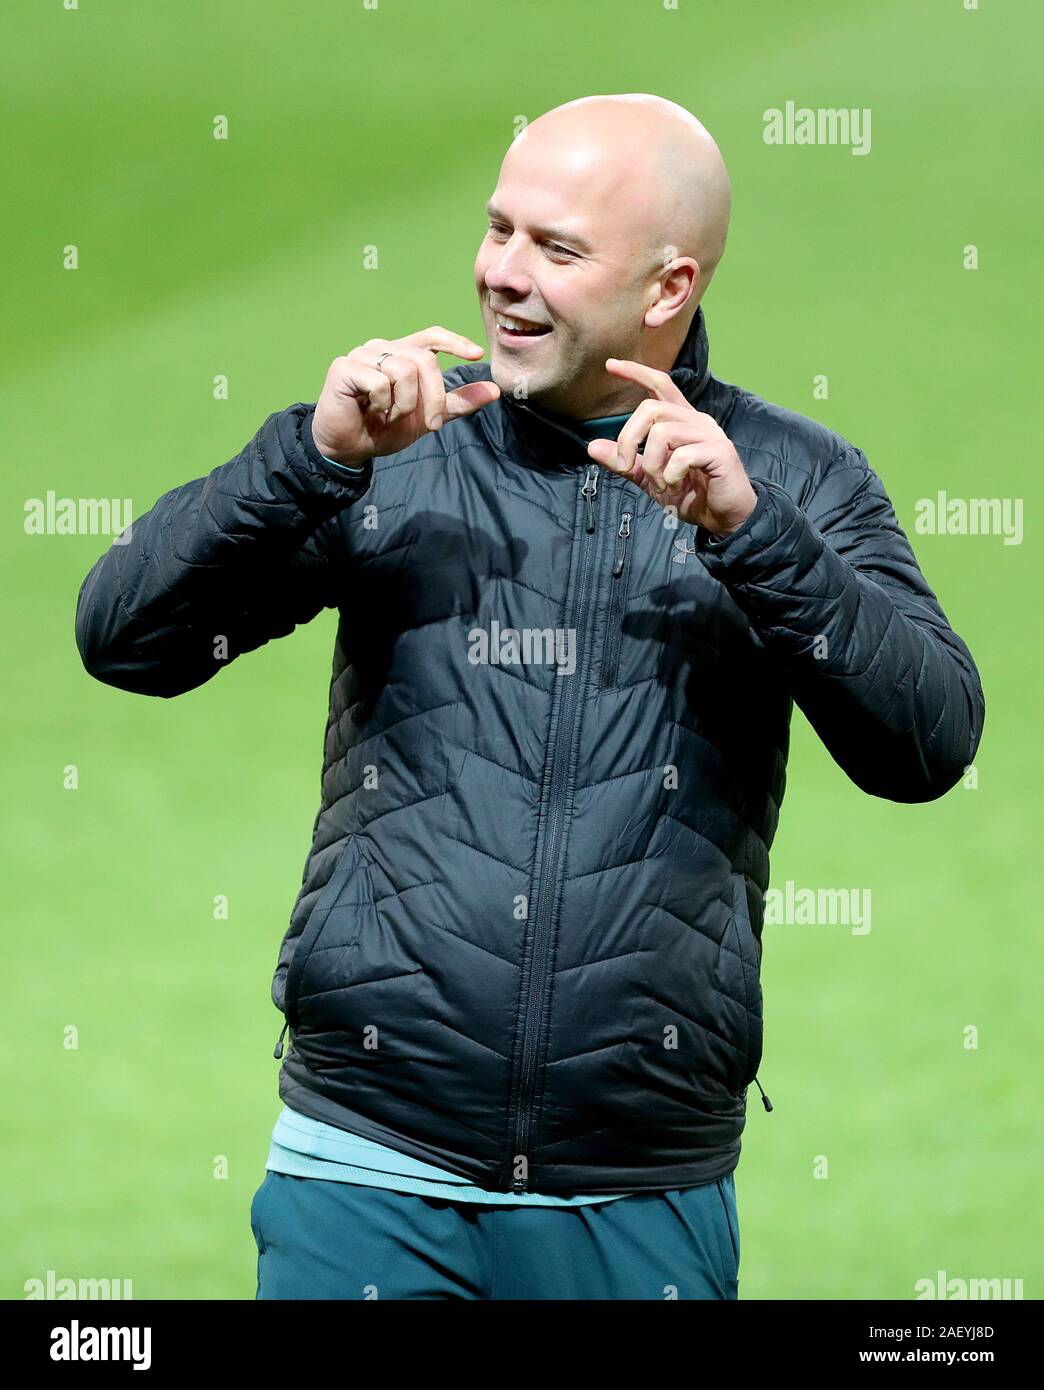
[
  {"x1": 445, "y1": 381, "x2": 502, "y2": 417},
  {"x1": 585, "y1": 437, "x2": 620, "y2": 468}
]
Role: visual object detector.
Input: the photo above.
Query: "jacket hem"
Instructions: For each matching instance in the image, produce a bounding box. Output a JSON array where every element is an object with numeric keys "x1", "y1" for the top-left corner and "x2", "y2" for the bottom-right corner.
[{"x1": 278, "y1": 1057, "x2": 746, "y2": 1196}]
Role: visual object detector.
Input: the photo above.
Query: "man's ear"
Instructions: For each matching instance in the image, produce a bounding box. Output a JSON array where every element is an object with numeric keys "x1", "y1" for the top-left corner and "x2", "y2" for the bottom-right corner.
[{"x1": 645, "y1": 257, "x2": 699, "y2": 330}]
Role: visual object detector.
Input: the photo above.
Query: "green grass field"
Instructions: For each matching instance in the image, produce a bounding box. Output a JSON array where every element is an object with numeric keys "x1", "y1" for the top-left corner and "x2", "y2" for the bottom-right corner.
[{"x1": 3, "y1": 0, "x2": 1040, "y2": 1299}]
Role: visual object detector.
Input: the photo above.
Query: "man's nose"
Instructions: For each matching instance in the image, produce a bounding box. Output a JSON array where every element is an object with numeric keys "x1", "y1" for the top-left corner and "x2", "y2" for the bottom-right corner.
[{"x1": 484, "y1": 238, "x2": 532, "y2": 296}]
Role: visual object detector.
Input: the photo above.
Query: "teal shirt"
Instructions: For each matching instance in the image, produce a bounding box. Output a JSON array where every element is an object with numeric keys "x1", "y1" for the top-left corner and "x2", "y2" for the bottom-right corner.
[
  {"x1": 281, "y1": 410, "x2": 635, "y2": 1206},
  {"x1": 534, "y1": 409, "x2": 632, "y2": 443},
  {"x1": 265, "y1": 1106, "x2": 637, "y2": 1206}
]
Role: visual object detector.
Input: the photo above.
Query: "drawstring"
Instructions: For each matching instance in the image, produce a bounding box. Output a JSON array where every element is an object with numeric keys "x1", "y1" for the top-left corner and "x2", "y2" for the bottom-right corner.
[
  {"x1": 753, "y1": 1075, "x2": 773, "y2": 1111},
  {"x1": 273, "y1": 1020, "x2": 289, "y2": 1059}
]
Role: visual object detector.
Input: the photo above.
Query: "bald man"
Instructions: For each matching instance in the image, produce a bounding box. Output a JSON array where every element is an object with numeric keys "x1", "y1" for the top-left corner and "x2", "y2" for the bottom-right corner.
[{"x1": 76, "y1": 95, "x2": 984, "y2": 1300}]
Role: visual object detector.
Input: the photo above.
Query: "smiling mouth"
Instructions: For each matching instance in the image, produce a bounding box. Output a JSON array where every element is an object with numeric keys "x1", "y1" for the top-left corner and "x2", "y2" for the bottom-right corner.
[{"x1": 493, "y1": 311, "x2": 552, "y2": 343}]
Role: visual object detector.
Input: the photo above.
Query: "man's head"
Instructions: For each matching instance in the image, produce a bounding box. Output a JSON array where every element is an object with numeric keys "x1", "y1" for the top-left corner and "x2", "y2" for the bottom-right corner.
[{"x1": 474, "y1": 94, "x2": 731, "y2": 420}]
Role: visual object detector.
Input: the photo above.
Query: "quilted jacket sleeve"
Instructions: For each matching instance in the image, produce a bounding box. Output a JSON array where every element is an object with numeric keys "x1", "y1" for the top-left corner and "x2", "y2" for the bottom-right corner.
[
  {"x1": 695, "y1": 446, "x2": 985, "y2": 802},
  {"x1": 74, "y1": 402, "x2": 372, "y2": 698}
]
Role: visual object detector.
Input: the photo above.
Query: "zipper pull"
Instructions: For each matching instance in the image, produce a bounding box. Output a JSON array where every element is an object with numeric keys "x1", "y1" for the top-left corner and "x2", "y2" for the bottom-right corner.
[
  {"x1": 753, "y1": 1075, "x2": 773, "y2": 1112},
  {"x1": 581, "y1": 464, "x2": 599, "y2": 533},
  {"x1": 611, "y1": 510, "x2": 632, "y2": 576},
  {"x1": 273, "y1": 1020, "x2": 289, "y2": 1059}
]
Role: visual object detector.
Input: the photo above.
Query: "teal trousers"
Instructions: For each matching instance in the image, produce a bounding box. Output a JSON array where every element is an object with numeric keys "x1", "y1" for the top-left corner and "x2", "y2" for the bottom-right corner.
[{"x1": 250, "y1": 1169, "x2": 740, "y2": 1300}]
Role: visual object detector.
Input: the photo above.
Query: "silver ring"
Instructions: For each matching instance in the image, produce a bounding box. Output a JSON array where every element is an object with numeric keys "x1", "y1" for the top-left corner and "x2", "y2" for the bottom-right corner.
[{"x1": 375, "y1": 351, "x2": 393, "y2": 372}]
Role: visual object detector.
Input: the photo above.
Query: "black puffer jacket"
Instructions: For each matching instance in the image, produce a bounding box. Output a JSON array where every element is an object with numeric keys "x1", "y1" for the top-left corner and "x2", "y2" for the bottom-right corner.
[{"x1": 74, "y1": 307, "x2": 985, "y2": 1194}]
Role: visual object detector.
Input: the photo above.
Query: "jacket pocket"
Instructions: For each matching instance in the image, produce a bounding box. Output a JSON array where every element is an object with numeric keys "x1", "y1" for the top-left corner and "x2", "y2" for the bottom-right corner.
[
  {"x1": 728, "y1": 872, "x2": 764, "y2": 1092},
  {"x1": 283, "y1": 836, "x2": 367, "y2": 1030}
]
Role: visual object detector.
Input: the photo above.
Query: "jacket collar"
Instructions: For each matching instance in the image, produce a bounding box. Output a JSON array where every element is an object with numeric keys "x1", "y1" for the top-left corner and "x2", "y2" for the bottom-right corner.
[{"x1": 479, "y1": 304, "x2": 714, "y2": 470}]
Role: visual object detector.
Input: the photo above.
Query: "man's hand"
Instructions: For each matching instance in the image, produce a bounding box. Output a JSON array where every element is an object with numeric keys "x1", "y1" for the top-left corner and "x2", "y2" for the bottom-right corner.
[
  {"x1": 311, "y1": 327, "x2": 502, "y2": 466},
  {"x1": 586, "y1": 359, "x2": 757, "y2": 534}
]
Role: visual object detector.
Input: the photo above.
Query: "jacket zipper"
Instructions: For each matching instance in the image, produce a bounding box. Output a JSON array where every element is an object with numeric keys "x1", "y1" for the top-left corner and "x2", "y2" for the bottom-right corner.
[
  {"x1": 581, "y1": 464, "x2": 599, "y2": 532},
  {"x1": 601, "y1": 501, "x2": 633, "y2": 689},
  {"x1": 509, "y1": 462, "x2": 602, "y2": 1191}
]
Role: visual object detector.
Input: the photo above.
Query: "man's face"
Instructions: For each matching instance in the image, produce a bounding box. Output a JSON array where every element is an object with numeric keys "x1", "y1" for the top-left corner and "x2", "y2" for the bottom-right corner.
[{"x1": 474, "y1": 133, "x2": 656, "y2": 419}]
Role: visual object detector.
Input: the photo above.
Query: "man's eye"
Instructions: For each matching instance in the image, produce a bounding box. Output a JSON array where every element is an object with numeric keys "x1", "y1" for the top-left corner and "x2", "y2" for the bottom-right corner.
[
  {"x1": 487, "y1": 223, "x2": 510, "y2": 238},
  {"x1": 547, "y1": 244, "x2": 575, "y2": 258}
]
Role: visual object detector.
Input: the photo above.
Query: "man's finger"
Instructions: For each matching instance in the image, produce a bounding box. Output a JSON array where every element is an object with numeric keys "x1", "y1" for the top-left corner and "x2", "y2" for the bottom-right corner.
[
  {"x1": 405, "y1": 326, "x2": 486, "y2": 359},
  {"x1": 615, "y1": 399, "x2": 690, "y2": 475},
  {"x1": 605, "y1": 357, "x2": 690, "y2": 406},
  {"x1": 398, "y1": 347, "x2": 449, "y2": 431},
  {"x1": 639, "y1": 419, "x2": 701, "y2": 485},
  {"x1": 340, "y1": 359, "x2": 394, "y2": 414},
  {"x1": 662, "y1": 441, "x2": 717, "y2": 488},
  {"x1": 639, "y1": 429, "x2": 670, "y2": 493},
  {"x1": 367, "y1": 353, "x2": 418, "y2": 425}
]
